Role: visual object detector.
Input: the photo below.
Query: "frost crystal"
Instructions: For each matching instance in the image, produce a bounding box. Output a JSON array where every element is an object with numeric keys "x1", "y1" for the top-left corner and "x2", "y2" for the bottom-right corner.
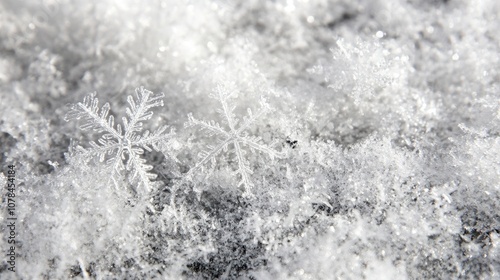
[
  {"x1": 65, "y1": 87, "x2": 174, "y2": 193},
  {"x1": 185, "y1": 82, "x2": 283, "y2": 193}
]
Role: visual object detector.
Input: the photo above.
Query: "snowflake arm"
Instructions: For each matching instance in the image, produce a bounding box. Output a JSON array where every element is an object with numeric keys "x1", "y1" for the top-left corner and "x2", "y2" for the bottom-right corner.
[
  {"x1": 235, "y1": 99, "x2": 269, "y2": 134},
  {"x1": 124, "y1": 87, "x2": 165, "y2": 137},
  {"x1": 240, "y1": 136, "x2": 283, "y2": 160},
  {"x1": 85, "y1": 140, "x2": 121, "y2": 161},
  {"x1": 185, "y1": 137, "x2": 233, "y2": 178},
  {"x1": 66, "y1": 93, "x2": 122, "y2": 139},
  {"x1": 133, "y1": 125, "x2": 174, "y2": 152},
  {"x1": 218, "y1": 90, "x2": 238, "y2": 131},
  {"x1": 187, "y1": 113, "x2": 230, "y2": 138},
  {"x1": 127, "y1": 148, "x2": 156, "y2": 193},
  {"x1": 66, "y1": 93, "x2": 123, "y2": 164},
  {"x1": 232, "y1": 139, "x2": 253, "y2": 189},
  {"x1": 106, "y1": 146, "x2": 126, "y2": 189}
]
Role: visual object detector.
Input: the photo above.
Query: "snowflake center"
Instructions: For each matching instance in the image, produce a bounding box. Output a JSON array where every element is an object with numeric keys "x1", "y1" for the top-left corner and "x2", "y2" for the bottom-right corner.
[
  {"x1": 230, "y1": 131, "x2": 239, "y2": 139},
  {"x1": 122, "y1": 137, "x2": 131, "y2": 147}
]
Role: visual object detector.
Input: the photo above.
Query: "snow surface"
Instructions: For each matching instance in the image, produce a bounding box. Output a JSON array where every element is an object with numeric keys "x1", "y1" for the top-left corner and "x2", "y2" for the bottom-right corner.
[{"x1": 0, "y1": 0, "x2": 499, "y2": 279}]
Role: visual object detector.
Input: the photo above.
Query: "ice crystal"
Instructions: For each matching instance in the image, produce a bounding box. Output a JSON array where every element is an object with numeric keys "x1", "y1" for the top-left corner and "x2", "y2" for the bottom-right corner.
[
  {"x1": 185, "y1": 82, "x2": 283, "y2": 194},
  {"x1": 65, "y1": 87, "x2": 174, "y2": 193}
]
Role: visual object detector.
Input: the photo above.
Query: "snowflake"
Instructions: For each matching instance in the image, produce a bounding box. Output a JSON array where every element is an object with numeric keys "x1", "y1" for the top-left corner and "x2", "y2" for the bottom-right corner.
[
  {"x1": 65, "y1": 87, "x2": 175, "y2": 193},
  {"x1": 185, "y1": 82, "x2": 283, "y2": 194}
]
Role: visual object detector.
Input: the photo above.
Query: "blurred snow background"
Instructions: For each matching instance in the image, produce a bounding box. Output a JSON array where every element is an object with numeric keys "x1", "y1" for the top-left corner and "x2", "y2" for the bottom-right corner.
[{"x1": 0, "y1": 0, "x2": 499, "y2": 279}]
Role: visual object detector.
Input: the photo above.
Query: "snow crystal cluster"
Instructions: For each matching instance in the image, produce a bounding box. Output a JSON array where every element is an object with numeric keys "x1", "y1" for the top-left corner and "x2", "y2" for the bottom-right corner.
[{"x1": 0, "y1": 0, "x2": 499, "y2": 279}]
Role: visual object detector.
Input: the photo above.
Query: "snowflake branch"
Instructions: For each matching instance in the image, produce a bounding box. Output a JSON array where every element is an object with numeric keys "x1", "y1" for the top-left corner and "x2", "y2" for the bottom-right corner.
[
  {"x1": 127, "y1": 149, "x2": 156, "y2": 192},
  {"x1": 233, "y1": 140, "x2": 253, "y2": 188},
  {"x1": 236, "y1": 105, "x2": 269, "y2": 135},
  {"x1": 187, "y1": 113, "x2": 230, "y2": 138},
  {"x1": 67, "y1": 94, "x2": 122, "y2": 139},
  {"x1": 185, "y1": 137, "x2": 233, "y2": 178},
  {"x1": 125, "y1": 87, "x2": 164, "y2": 137},
  {"x1": 240, "y1": 137, "x2": 283, "y2": 159},
  {"x1": 133, "y1": 126, "x2": 174, "y2": 151}
]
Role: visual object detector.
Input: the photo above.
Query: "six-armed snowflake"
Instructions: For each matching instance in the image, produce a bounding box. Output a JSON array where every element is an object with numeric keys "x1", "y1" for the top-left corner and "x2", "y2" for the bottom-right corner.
[
  {"x1": 65, "y1": 87, "x2": 175, "y2": 193},
  {"x1": 185, "y1": 82, "x2": 284, "y2": 194}
]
